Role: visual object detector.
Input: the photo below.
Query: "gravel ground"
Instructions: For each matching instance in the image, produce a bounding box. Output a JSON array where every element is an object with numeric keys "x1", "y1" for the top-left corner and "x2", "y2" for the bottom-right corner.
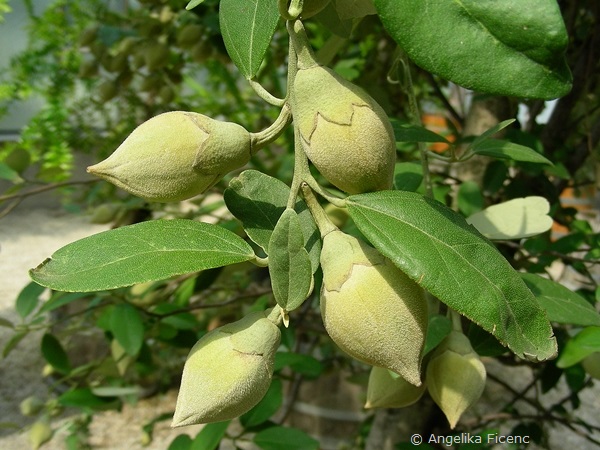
[{"x1": 0, "y1": 206, "x2": 204, "y2": 450}]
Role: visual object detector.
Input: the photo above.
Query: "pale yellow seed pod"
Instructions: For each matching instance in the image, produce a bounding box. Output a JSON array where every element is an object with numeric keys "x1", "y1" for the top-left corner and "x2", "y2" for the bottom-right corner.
[
  {"x1": 172, "y1": 310, "x2": 281, "y2": 427},
  {"x1": 320, "y1": 230, "x2": 427, "y2": 386},
  {"x1": 365, "y1": 366, "x2": 426, "y2": 409},
  {"x1": 28, "y1": 419, "x2": 53, "y2": 450},
  {"x1": 290, "y1": 22, "x2": 395, "y2": 194},
  {"x1": 426, "y1": 331, "x2": 486, "y2": 429},
  {"x1": 87, "y1": 111, "x2": 251, "y2": 202}
]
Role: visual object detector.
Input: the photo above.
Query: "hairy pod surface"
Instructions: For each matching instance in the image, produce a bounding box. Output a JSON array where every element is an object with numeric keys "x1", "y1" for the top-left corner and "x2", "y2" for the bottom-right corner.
[
  {"x1": 87, "y1": 111, "x2": 251, "y2": 202},
  {"x1": 172, "y1": 311, "x2": 281, "y2": 427},
  {"x1": 365, "y1": 366, "x2": 426, "y2": 409},
  {"x1": 319, "y1": 230, "x2": 427, "y2": 385},
  {"x1": 292, "y1": 65, "x2": 395, "y2": 194},
  {"x1": 426, "y1": 331, "x2": 486, "y2": 429}
]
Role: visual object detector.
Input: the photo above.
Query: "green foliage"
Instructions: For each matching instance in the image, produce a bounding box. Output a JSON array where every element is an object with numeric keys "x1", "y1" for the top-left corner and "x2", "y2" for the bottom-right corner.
[{"x1": 2, "y1": 0, "x2": 600, "y2": 448}]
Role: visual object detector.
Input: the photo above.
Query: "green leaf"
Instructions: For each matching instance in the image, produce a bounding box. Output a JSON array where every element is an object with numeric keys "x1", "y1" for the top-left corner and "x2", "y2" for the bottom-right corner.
[
  {"x1": 37, "y1": 292, "x2": 88, "y2": 316},
  {"x1": 168, "y1": 435, "x2": 193, "y2": 450},
  {"x1": 346, "y1": 191, "x2": 557, "y2": 361},
  {"x1": 423, "y1": 315, "x2": 452, "y2": 356},
  {"x1": 41, "y1": 333, "x2": 71, "y2": 374},
  {"x1": 392, "y1": 121, "x2": 450, "y2": 144},
  {"x1": 472, "y1": 139, "x2": 553, "y2": 165},
  {"x1": 269, "y1": 209, "x2": 313, "y2": 312},
  {"x1": 457, "y1": 181, "x2": 484, "y2": 217},
  {"x1": 91, "y1": 386, "x2": 143, "y2": 397},
  {"x1": 0, "y1": 317, "x2": 13, "y2": 329},
  {"x1": 185, "y1": 0, "x2": 205, "y2": 10},
  {"x1": 219, "y1": 0, "x2": 279, "y2": 79},
  {"x1": 29, "y1": 219, "x2": 255, "y2": 292},
  {"x1": 16, "y1": 282, "x2": 45, "y2": 318},
  {"x1": 190, "y1": 421, "x2": 230, "y2": 450},
  {"x1": 241, "y1": 378, "x2": 283, "y2": 428},
  {"x1": 274, "y1": 352, "x2": 323, "y2": 378},
  {"x1": 521, "y1": 273, "x2": 600, "y2": 327},
  {"x1": 254, "y1": 426, "x2": 319, "y2": 450},
  {"x1": 0, "y1": 162, "x2": 22, "y2": 183},
  {"x1": 557, "y1": 327, "x2": 600, "y2": 368},
  {"x1": 466, "y1": 196, "x2": 553, "y2": 240},
  {"x1": 110, "y1": 303, "x2": 144, "y2": 356},
  {"x1": 394, "y1": 162, "x2": 423, "y2": 192},
  {"x1": 58, "y1": 388, "x2": 119, "y2": 410},
  {"x1": 224, "y1": 170, "x2": 320, "y2": 271},
  {"x1": 469, "y1": 119, "x2": 516, "y2": 149},
  {"x1": 374, "y1": 0, "x2": 572, "y2": 99},
  {"x1": 2, "y1": 332, "x2": 27, "y2": 359}
]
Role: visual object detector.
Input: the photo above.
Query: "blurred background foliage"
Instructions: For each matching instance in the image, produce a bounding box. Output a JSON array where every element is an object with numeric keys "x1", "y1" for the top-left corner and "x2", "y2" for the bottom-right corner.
[{"x1": 0, "y1": 0, "x2": 599, "y2": 449}]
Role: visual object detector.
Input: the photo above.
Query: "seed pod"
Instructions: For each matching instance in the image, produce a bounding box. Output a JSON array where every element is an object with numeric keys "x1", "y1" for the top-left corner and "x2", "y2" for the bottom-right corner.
[
  {"x1": 19, "y1": 396, "x2": 45, "y2": 417},
  {"x1": 177, "y1": 24, "x2": 203, "y2": 49},
  {"x1": 28, "y1": 419, "x2": 53, "y2": 450},
  {"x1": 365, "y1": 366, "x2": 426, "y2": 409},
  {"x1": 290, "y1": 21, "x2": 395, "y2": 194},
  {"x1": 426, "y1": 331, "x2": 486, "y2": 429},
  {"x1": 87, "y1": 111, "x2": 251, "y2": 202},
  {"x1": 320, "y1": 230, "x2": 427, "y2": 386},
  {"x1": 172, "y1": 310, "x2": 281, "y2": 426}
]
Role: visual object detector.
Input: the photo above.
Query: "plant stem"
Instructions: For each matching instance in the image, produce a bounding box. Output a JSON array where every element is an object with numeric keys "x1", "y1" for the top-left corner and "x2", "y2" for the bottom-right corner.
[
  {"x1": 300, "y1": 183, "x2": 337, "y2": 238},
  {"x1": 397, "y1": 49, "x2": 434, "y2": 198},
  {"x1": 250, "y1": 103, "x2": 292, "y2": 154},
  {"x1": 248, "y1": 78, "x2": 286, "y2": 107}
]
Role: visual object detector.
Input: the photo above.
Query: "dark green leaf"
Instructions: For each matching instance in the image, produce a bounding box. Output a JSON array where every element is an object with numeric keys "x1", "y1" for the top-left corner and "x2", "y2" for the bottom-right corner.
[
  {"x1": 347, "y1": 191, "x2": 557, "y2": 361},
  {"x1": 168, "y1": 434, "x2": 193, "y2": 450},
  {"x1": 457, "y1": 181, "x2": 484, "y2": 217},
  {"x1": 269, "y1": 209, "x2": 313, "y2": 312},
  {"x1": 225, "y1": 170, "x2": 320, "y2": 271},
  {"x1": 29, "y1": 219, "x2": 255, "y2": 292},
  {"x1": 110, "y1": 303, "x2": 144, "y2": 356},
  {"x1": 374, "y1": 0, "x2": 572, "y2": 99},
  {"x1": 254, "y1": 426, "x2": 319, "y2": 450},
  {"x1": 241, "y1": 379, "x2": 283, "y2": 428},
  {"x1": 0, "y1": 317, "x2": 13, "y2": 329},
  {"x1": 557, "y1": 327, "x2": 600, "y2": 368},
  {"x1": 2, "y1": 332, "x2": 27, "y2": 359},
  {"x1": 472, "y1": 139, "x2": 553, "y2": 165},
  {"x1": 394, "y1": 162, "x2": 423, "y2": 192},
  {"x1": 16, "y1": 282, "x2": 45, "y2": 318},
  {"x1": 423, "y1": 315, "x2": 452, "y2": 356},
  {"x1": 274, "y1": 352, "x2": 323, "y2": 378},
  {"x1": 37, "y1": 292, "x2": 87, "y2": 316},
  {"x1": 219, "y1": 0, "x2": 279, "y2": 79},
  {"x1": 392, "y1": 122, "x2": 450, "y2": 144},
  {"x1": 58, "y1": 388, "x2": 119, "y2": 410},
  {"x1": 190, "y1": 421, "x2": 230, "y2": 450},
  {"x1": 0, "y1": 162, "x2": 23, "y2": 183},
  {"x1": 41, "y1": 333, "x2": 71, "y2": 374},
  {"x1": 521, "y1": 273, "x2": 600, "y2": 327}
]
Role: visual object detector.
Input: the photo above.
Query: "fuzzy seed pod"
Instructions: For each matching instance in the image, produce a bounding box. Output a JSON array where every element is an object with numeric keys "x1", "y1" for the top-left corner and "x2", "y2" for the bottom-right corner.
[
  {"x1": 28, "y1": 419, "x2": 53, "y2": 450},
  {"x1": 290, "y1": 21, "x2": 395, "y2": 194},
  {"x1": 426, "y1": 331, "x2": 486, "y2": 429},
  {"x1": 365, "y1": 366, "x2": 426, "y2": 409},
  {"x1": 320, "y1": 230, "x2": 427, "y2": 386},
  {"x1": 172, "y1": 310, "x2": 281, "y2": 426},
  {"x1": 87, "y1": 111, "x2": 251, "y2": 202}
]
